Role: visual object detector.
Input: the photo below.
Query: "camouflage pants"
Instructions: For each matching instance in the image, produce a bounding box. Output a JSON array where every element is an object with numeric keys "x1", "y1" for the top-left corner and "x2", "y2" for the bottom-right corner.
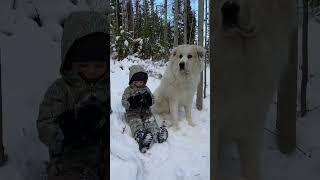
[
  {"x1": 47, "y1": 147, "x2": 101, "y2": 180},
  {"x1": 125, "y1": 112, "x2": 160, "y2": 142}
]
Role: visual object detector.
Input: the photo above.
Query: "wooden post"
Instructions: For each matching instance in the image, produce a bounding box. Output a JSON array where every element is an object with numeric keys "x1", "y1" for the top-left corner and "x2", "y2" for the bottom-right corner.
[{"x1": 0, "y1": 48, "x2": 8, "y2": 166}]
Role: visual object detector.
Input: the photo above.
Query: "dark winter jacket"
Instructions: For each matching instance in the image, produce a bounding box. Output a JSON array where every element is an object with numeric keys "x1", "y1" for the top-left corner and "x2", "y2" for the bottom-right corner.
[
  {"x1": 37, "y1": 11, "x2": 109, "y2": 159},
  {"x1": 122, "y1": 65, "x2": 154, "y2": 117}
]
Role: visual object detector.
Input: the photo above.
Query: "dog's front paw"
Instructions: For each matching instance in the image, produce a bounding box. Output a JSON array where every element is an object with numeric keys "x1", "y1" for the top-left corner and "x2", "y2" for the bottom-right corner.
[
  {"x1": 187, "y1": 118, "x2": 195, "y2": 127},
  {"x1": 173, "y1": 123, "x2": 180, "y2": 130},
  {"x1": 188, "y1": 121, "x2": 196, "y2": 127}
]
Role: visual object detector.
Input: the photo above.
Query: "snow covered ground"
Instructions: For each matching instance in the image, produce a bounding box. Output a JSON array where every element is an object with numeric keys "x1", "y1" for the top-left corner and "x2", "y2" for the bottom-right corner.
[
  {"x1": 215, "y1": 20, "x2": 320, "y2": 180},
  {"x1": 261, "y1": 20, "x2": 320, "y2": 180},
  {"x1": 0, "y1": 0, "x2": 320, "y2": 179},
  {"x1": 0, "y1": 1, "x2": 108, "y2": 179},
  {"x1": 110, "y1": 57, "x2": 211, "y2": 180}
]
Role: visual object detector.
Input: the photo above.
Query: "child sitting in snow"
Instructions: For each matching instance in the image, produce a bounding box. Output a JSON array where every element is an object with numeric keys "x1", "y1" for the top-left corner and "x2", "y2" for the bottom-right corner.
[
  {"x1": 122, "y1": 65, "x2": 168, "y2": 153},
  {"x1": 37, "y1": 11, "x2": 109, "y2": 180}
]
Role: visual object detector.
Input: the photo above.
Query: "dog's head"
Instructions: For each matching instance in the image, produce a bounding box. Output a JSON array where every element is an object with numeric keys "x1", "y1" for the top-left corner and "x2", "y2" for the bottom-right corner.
[
  {"x1": 217, "y1": 0, "x2": 272, "y2": 38},
  {"x1": 169, "y1": 45, "x2": 206, "y2": 77}
]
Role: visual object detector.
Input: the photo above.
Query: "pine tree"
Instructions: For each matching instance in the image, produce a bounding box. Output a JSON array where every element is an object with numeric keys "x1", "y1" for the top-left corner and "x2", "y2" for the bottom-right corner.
[{"x1": 110, "y1": 0, "x2": 179, "y2": 60}]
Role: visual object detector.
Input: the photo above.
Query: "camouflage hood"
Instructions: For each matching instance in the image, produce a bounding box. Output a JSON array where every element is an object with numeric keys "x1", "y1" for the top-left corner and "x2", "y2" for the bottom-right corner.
[
  {"x1": 60, "y1": 11, "x2": 109, "y2": 85},
  {"x1": 128, "y1": 65, "x2": 148, "y2": 85}
]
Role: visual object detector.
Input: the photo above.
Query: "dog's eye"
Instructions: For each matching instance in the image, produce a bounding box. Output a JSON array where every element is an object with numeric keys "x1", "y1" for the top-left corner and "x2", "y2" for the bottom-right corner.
[
  {"x1": 187, "y1": 55, "x2": 192, "y2": 59},
  {"x1": 179, "y1": 54, "x2": 183, "y2": 58}
]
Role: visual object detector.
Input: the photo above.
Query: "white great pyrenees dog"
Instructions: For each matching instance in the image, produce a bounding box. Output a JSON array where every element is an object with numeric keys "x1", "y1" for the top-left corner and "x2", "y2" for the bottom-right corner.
[
  {"x1": 152, "y1": 44, "x2": 206, "y2": 130},
  {"x1": 213, "y1": 0, "x2": 296, "y2": 180}
]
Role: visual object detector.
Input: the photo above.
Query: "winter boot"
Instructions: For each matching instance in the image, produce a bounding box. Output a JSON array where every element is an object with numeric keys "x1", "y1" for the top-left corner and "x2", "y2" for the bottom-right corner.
[
  {"x1": 134, "y1": 129, "x2": 154, "y2": 153},
  {"x1": 157, "y1": 126, "x2": 168, "y2": 143}
]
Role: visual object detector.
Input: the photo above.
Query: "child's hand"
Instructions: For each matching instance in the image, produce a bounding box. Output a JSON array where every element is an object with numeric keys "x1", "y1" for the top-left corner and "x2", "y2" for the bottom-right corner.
[
  {"x1": 128, "y1": 94, "x2": 143, "y2": 109},
  {"x1": 142, "y1": 92, "x2": 152, "y2": 107},
  {"x1": 76, "y1": 95, "x2": 106, "y2": 117},
  {"x1": 133, "y1": 93, "x2": 143, "y2": 102},
  {"x1": 127, "y1": 96, "x2": 137, "y2": 109}
]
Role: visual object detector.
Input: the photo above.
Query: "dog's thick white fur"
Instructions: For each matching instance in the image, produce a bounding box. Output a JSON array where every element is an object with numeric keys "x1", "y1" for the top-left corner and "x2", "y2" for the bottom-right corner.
[
  {"x1": 213, "y1": 0, "x2": 296, "y2": 180},
  {"x1": 151, "y1": 44, "x2": 206, "y2": 130}
]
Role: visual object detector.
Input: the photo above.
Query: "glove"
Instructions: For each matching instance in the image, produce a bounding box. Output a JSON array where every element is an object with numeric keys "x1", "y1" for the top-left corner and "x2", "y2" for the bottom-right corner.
[
  {"x1": 142, "y1": 91, "x2": 153, "y2": 107},
  {"x1": 128, "y1": 93, "x2": 143, "y2": 109},
  {"x1": 56, "y1": 109, "x2": 79, "y2": 146},
  {"x1": 76, "y1": 95, "x2": 106, "y2": 121},
  {"x1": 56, "y1": 94, "x2": 106, "y2": 147},
  {"x1": 77, "y1": 95, "x2": 107, "y2": 140}
]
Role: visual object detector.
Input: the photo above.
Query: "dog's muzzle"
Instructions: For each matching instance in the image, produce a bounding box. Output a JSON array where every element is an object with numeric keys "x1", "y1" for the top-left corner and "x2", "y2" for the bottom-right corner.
[
  {"x1": 221, "y1": 1, "x2": 257, "y2": 38},
  {"x1": 179, "y1": 62, "x2": 185, "y2": 70},
  {"x1": 221, "y1": 1, "x2": 239, "y2": 29}
]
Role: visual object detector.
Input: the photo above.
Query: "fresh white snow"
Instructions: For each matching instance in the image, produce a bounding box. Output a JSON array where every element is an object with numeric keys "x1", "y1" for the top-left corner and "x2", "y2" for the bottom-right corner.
[{"x1": 110, "y1": 57, "x2": 211, "y2": 180}]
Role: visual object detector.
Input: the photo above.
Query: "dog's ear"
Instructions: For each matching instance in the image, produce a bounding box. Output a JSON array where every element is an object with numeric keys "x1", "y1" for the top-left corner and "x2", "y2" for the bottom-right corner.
[
  {"x1": 169, "y1": 47, "x2": 178, "y2": 59},
  {"x1": 195, "y1": 45, "x2": 206, "y2": 59}
]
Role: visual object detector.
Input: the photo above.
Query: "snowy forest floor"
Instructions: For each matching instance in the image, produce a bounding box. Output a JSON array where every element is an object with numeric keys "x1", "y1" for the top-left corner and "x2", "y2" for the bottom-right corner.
[{"x1": 110, "y1": 57, "x2": 211, "y2": 180}]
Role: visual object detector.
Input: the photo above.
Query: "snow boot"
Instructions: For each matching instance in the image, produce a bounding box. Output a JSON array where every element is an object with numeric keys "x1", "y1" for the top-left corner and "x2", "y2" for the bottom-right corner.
[
  {"x1": 134, "y1": 129, "x2": 154, "y2": 153},
  {"x1": 157, "y1": 126, "x2": 168, "y2": 143}
]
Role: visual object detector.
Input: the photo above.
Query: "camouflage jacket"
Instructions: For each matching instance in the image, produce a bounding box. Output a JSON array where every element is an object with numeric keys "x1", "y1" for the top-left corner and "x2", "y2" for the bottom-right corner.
[
  {"x1": 121, "y1": 65, "x2": 155, "y2": 115},
  {"x1": 37, "y1": 11, "x2": 109, "y2": 157}
]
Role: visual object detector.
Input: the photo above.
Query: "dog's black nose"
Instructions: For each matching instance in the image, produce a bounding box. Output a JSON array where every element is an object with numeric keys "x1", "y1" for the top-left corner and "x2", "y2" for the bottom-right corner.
[
  {"x1": 221, "y1": 1, "x2": 240, "y2": 27},
  {"x1": 179, "y1": 62, "x2": 185, "y2": 70}
]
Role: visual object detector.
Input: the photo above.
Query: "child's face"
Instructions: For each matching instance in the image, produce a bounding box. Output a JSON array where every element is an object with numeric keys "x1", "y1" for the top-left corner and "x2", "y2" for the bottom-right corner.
[
  {"x1": 133, "y1": 81, "x2": 145, "y2": 87},
  {"x1": 73, "y1": 62, "x2": 106, "y2": 81}
]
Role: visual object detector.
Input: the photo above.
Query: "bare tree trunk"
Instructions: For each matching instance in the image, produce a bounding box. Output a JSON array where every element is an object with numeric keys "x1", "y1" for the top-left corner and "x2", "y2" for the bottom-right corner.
[
  {"x1": 150, "y1": 0, "x2": 155, "y2": 41},
  {"x1": 12, "y1": 0, "x2": 17, "y2": 9},
  {"x1": 0, "y1": 49, "x2": 8, "y2": 166},
  {"x1": 174, "y1": 0, "x2": 179, "y2": 47},
  {"x1": 184, "y1": 0, "x2": 188, "y2": 44},
  {"x1": 122, "y1": 0, "x2": 128, "y2": 31},
  {"x1": 196, "y1": 0, "x2": 204, "y2": 110},
  {"x1": 188, "y1": 11, "x2": 195, "y2": 44},
  {"x1": 276, "y1": 29, "x2": 298, "y2": 154},
  {"x1": 142, "y1": 0, "x2": 148, "y2": 39},
  {"x1": 197, "y1": 0, "x2": 204, "y2": 47},
  {"x1": 203, "y1": 0, "x2": 208, "y2": 98},
  {"x1": 276, "y1": 1, "x2": 298, "y2": 154},
  {"x1": 150, "y1": 0, "x2": 155, "y2": 15},
  {"x1": 115, "y1": 0, "x2": 120, "y2": 33},
  {"x1": 300, "y1": 0, "x2": 308, "y2": 117},
  {"x1": 127, "y1": 0, "x2": 134, "y2": 32},
  {"x1": 134, "y1": 0, "x2": 140, "y2": 38},
  {"x1": 164, "y1": 0, "x2": 169, "y2": 60},
  {"x1": 164, "y1": 0, "x2": 168, "y2": 45}
]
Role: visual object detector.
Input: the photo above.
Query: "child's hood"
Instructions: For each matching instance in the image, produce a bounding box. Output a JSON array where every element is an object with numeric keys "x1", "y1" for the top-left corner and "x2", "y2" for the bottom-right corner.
[
  {"x1": 129, "y1": 65, "x2": 148, "y2": 83},
  {"x1": 60, "y1": 11, "x2": 109, "y2": 78}
]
